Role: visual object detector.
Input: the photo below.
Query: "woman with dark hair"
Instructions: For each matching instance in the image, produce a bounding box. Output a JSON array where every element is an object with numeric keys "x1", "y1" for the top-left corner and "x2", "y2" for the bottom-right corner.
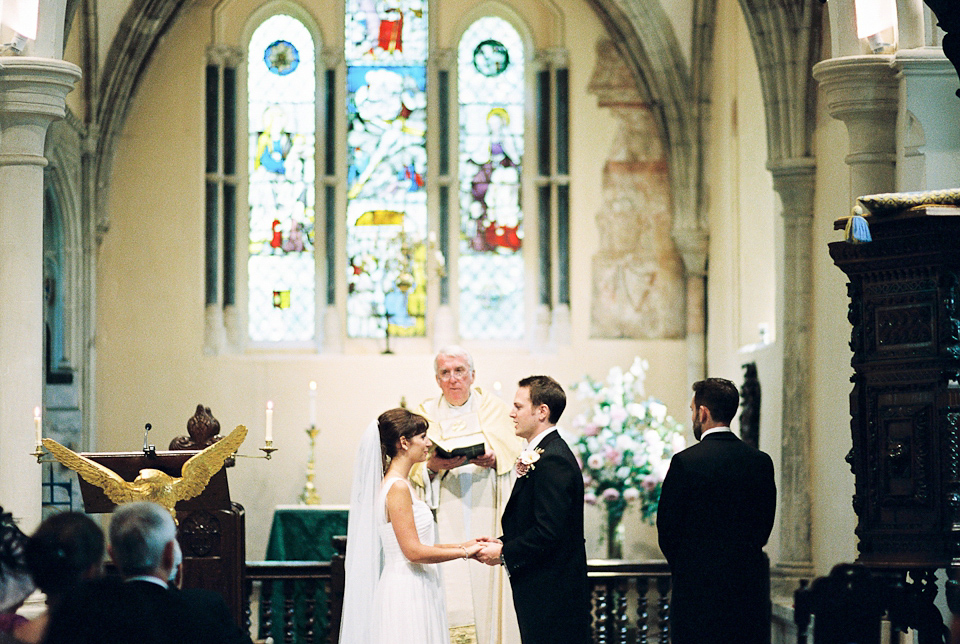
[
  {"x1": 340, "y1": 408, "x2": 483, "y2": 644},
  {"x1": 18, "y1": 512, "x2": 104, "y2": 644}
]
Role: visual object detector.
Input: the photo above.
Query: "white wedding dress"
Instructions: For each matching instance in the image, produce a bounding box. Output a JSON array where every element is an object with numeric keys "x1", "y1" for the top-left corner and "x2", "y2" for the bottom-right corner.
[{"x1": 374, "y1": 477, "x2": 448, "y2": 643}]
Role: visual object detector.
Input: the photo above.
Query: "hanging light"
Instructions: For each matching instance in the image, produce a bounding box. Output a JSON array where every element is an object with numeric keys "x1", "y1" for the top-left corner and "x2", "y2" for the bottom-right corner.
[
  {"x1": 0, "y1": 0, "x2": 39, "y2": 52},
  {"x1": 854, "y1": 0, "x2": 897, "y2": 53}
]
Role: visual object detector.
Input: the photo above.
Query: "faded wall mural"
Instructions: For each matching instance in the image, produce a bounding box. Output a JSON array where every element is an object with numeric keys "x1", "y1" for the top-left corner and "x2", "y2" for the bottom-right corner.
[{"x1": 588, "y1": 39, "x2": 685, "y2": 339}]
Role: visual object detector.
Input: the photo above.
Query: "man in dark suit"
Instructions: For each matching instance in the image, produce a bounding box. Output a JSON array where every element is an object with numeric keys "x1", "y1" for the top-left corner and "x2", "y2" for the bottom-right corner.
[
  {"x1": 476, "y1": 375, "x2": 591, "y2": 644},
  {"x1": 657, "y1": 377, "x2": 777, "y2": 644},
  {"x1": 44, "y1": 501, "x2": 252, "y2": 644}
]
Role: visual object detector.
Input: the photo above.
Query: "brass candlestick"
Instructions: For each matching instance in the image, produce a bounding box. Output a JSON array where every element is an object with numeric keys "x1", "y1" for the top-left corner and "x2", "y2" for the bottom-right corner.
[{"x1": 299, "y1": 425, "x2": 321, "y2": 505}]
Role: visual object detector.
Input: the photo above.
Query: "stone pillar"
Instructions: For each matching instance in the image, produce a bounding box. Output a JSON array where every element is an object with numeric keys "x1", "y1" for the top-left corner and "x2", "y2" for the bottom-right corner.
[
  {"x1": 0, "y1": 58, "x2": 81, "y2": 529},
  {"x1": 769, "y1": 157, "x2": 816, "y2": 576},
  {"x1": 672, "y1": 226, "x2": 708, "y2": 390}
]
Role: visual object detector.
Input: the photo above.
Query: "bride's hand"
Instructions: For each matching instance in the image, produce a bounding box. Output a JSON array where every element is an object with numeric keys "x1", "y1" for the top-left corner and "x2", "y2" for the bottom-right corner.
[{"x1": 464, "y1": 543, "x2": 484, "y2": 559}]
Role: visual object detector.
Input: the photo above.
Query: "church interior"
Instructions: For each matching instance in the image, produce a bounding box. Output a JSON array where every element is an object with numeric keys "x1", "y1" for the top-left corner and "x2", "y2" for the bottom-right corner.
[{"x1": 4, "y1": 0, "x2": 960, "y2": 638}]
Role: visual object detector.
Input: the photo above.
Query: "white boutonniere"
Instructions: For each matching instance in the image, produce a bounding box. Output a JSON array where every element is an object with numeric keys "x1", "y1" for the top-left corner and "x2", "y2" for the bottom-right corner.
[{"x1": 515, "y1": 448, "x2": 544, "y2": 478}]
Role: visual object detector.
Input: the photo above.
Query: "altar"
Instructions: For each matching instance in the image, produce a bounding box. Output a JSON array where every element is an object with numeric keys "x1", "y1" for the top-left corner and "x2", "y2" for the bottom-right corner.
[
  {"x1": 266, "y1": 504, "x2": 349, "y2": 561},
  {"x1": 261, "y1": 504, "x2": 348, "y2": 643}
]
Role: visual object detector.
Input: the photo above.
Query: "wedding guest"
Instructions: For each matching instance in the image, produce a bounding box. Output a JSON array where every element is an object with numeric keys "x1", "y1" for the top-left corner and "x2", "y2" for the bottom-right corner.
[
  {"x1": 656, "y1": 377, "x2": 777, "y2": 644},
  {"x1": 44, "y1": 501, "x2": 252, "y2": 644},
  {"x1": 0, "y1": 506, "x2": 35, "y2": 644},
  {"x1": 19, "y1": 512, "x2": 105, "y2": 644}
]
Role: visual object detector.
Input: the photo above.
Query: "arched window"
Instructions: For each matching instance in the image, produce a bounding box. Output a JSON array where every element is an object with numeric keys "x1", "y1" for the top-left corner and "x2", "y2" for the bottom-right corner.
[
  {"x1": 457, "y1": 17, "x2": 525, "y2": 339},
  {"x1": 246, "y1": 15, "x2": 317, "y2": 342}
]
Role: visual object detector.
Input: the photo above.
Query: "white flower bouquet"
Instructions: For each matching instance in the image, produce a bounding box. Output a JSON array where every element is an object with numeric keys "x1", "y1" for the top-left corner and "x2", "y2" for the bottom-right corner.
[{"x1": 572, "y1": 358, "x2": 686, "y2": 529}]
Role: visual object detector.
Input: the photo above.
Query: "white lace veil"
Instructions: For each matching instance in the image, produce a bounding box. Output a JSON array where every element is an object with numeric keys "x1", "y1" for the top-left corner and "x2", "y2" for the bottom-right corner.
[{"x1": 339, "y1": 419, "x2": 384, "y2": 644}]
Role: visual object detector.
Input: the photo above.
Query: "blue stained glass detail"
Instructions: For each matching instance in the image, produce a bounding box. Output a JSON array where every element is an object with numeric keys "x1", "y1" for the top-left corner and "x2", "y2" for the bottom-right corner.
[{"x1": 264, "y1": 40, "x2": 300, "y2": 75}]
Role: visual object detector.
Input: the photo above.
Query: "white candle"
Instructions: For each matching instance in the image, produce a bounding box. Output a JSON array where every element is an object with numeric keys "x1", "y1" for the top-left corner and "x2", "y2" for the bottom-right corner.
[
  {"x1": 309, "y1": 381, "x2": 317, "y2": 427},
  {"x1": 265, "y1": 401, "x2": 274, "y2": 443},
  {"x1": 34, "y1": 407, "x2": 41, "y2": 446}
]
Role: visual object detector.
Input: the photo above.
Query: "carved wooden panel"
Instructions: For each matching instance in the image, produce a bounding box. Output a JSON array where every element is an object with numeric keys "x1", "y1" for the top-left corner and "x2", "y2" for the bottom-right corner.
[{"x1": 831, "y1": 207, "x2": 960, "y2": 568}]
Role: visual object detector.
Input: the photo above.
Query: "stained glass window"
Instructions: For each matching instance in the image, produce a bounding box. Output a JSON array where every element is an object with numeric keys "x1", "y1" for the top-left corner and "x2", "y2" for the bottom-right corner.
[
  {"x1": 458, "y1": 18, "x2": 525, "y2": 339},
  {"x1": 247, "y1": 15, "x2": 316, "y2": 342},
  {"x1": 345, "y1": 0, "x2": 428, "y2": 338}
]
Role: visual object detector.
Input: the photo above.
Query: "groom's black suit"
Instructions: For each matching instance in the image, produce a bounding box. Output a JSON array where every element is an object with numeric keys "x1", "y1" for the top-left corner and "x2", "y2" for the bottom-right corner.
[
  {"x1": 500, "y1": 429, "x2": 591, "y2": 644},
  {"x1": 657, "y1": 430, "x2": 776, "y2": 644}
]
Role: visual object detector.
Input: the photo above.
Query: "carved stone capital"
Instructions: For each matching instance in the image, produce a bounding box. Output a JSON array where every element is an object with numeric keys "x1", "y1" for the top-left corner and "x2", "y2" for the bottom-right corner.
[
  {"x1": 813, "y1": 57, "x2": 898, "y2": 196},
  {"x1": 206, "y1": 45, "x2": 244, "y2": 68},
  {"x1": 533, "y1": 48, "x2": 568, "y2": 70},
  {"x1": 768, "y1": 157, "x2": 816, "y2": 219},
  {"x1": 671, "y1": 225, "x2": 708, "y2": 277},
  {"x1": 432, "y1": 48, "x2": 455, "y2": 70},
  {"x1": 0, "y1": 57, "x2": 81, "y2": 131}
]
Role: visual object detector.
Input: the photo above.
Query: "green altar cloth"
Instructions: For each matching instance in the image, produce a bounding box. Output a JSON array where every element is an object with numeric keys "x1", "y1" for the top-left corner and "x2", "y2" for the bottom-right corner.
[
  {"x1": 266, "y1": 504, "x2": 349, "y2": 561},
  {"x1": 261, "y1": 505, "x2": 349, "y2": 643}
]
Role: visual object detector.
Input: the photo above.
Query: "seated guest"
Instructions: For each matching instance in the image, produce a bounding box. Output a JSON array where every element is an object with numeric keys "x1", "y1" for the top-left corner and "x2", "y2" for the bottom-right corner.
[
  {"x1": 44, "y1": 501, "x2": 252, "y2": 644},
  {"x1": 0, "y1": 507, "x2": 35, "y2": 644},
  {"x1": 18, "y1": 512, "x2": 105, "y2": 644}
]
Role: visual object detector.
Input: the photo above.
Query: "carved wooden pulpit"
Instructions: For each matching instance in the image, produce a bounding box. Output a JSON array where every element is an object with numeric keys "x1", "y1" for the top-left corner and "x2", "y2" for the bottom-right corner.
[
  {"x1": 77, "y1": 451, "x2": 246, "y2": 626},
  {"x1": 817, "y1": 206, "x2": 960, "y2": 642}
]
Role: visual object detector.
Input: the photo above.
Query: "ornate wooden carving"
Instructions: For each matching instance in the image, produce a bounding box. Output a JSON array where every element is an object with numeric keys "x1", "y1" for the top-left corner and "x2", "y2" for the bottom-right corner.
[
  {"x1": 169, "y1": 404, "x2": 235, "y2": 468},
  {"x1": 830, "y1": 207, "x2": 960, "y2": 568},
  {"x1": 740, "y1": 362, "x2": 761, "y2": 450}
]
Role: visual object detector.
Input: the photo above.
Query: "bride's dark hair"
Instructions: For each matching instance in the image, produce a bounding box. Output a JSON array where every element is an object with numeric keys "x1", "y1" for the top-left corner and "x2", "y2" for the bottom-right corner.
[{"x1": 378, "y1": 408, "x2": 429, "y2": 461}]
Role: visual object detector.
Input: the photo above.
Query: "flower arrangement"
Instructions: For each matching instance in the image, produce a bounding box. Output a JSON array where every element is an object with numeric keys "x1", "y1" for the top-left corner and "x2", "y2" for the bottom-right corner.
[{"x1": 572, "y1": 357, "x2": 686, "y2": 548}]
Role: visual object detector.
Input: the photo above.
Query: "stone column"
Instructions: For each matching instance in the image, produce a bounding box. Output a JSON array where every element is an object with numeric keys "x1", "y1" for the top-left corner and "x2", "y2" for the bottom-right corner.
[
  {"x1": 672, "y1": 226, "x2": 708, "y2": 389},
  {"x1": 0, "y1": 58, "x2": 81, "y2": 529},
  {"x1": 769, "y1": 157, "x2": 816, "y2": 576}
]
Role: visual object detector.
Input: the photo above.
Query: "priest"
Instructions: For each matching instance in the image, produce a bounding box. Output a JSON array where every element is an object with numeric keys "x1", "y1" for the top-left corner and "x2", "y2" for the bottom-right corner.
[{"x1": 413, "y1": 346, "x2": 523, "y2": 644}]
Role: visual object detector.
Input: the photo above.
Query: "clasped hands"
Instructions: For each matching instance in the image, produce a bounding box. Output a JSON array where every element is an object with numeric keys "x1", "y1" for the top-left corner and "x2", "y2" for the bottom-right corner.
[{"x1": 459, "y1": 536, "x2": 502, "y2": 566}]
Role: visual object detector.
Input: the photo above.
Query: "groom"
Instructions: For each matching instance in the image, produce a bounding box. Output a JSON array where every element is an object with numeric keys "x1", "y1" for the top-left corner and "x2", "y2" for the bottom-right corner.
[{"x1": 476, "y1": 375, "x2": 591, "y2": 644}]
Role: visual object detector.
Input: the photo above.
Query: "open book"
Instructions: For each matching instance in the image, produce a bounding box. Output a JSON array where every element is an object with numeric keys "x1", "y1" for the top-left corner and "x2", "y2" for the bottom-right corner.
[{"x1": 432, "y1": 415, "x2": 486, "y2": 460}]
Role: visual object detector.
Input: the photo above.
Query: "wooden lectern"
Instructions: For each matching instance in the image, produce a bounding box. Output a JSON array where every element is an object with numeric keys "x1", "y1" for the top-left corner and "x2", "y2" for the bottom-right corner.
[{"x1": 76, "y1": 451, "x2": 246, "y2": 626}]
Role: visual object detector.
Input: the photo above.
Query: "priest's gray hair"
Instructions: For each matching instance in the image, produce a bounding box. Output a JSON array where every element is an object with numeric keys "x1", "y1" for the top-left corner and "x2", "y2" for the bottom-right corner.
[
  {"x1": 434, "y1": 345, "x2": 474, "y2": 373},
  {"x1": 109, "y1": 501, "x2": 177, "y2": 577}
]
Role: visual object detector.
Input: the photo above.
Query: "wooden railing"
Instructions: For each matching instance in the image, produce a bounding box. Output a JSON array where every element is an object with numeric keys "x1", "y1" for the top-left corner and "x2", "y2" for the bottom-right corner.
[
  {"x1": 242, "y1": 558, "x2": 672, "y2": 644},
  {"x1": 244, "y1": 561, "x2": 336, "y2": 644},
  {"x1": 588, "y1": 559, "x2": 672, "y2": 644}
]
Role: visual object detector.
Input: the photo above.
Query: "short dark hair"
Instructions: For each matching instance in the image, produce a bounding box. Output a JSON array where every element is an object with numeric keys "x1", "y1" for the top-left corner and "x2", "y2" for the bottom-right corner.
[
  {"x1": 518, "y1": 375, "x2": 566, "y2": 424},
  {"x1": 692, "y1": 378, "x2": 739, "y2": 425},
  {"x1": 378, "y1": 408, "x2": 429, "y2": 459},
  {"x1": 26, "y1": 512, "x2": 104, "y2": 599}
]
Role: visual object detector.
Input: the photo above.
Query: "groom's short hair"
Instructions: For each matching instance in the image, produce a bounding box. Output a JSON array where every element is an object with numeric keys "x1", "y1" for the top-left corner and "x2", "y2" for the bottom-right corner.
[{"x1": 519, "y1": 375, "x2": 566, "y2": 424}]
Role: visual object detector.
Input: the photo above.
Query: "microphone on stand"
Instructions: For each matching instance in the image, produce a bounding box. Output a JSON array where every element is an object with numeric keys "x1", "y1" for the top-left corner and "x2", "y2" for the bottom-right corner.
[{"x1": 143, "y1": 423, "x2": 157, "y2": 458}]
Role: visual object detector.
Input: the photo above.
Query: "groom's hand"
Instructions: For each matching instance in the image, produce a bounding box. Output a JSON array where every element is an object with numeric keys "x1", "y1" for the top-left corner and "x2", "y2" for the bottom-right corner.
[{"x1": 475, "y1": 541, "x2": 503, "y2": 566}]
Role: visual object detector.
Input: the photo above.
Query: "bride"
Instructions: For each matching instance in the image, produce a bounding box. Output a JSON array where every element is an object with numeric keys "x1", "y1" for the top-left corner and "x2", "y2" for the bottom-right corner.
[{"x1": 340, "y1": 408, "x2": 483, "y2": 644}]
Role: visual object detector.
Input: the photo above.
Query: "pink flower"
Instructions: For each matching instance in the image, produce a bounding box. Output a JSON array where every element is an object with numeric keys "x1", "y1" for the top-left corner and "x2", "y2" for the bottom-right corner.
[
  {"x1": 601, "y1": 488, "x2": 621, "y2": 501},
  {"x1": 641, "y1": 474, "x2": 658, "y2": 491},
  {"x1": 584, "y1": 492, "x2": 598, "y2": 505},
  {"x1": 605, "y1": 448, "x2": 622, "y2": 466},
  {"x1": 582, "y1": 473, "x2": 593, "y2": 486},
  {"x1": 623, "y1": 487, "x2": 641, "y2": 502},
  {"x1": 583, "y1": 423, "x2": 601, "y2": 437},
  {"x1": 587, "y1": 453, "x2": 605, "y2": 469}
]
